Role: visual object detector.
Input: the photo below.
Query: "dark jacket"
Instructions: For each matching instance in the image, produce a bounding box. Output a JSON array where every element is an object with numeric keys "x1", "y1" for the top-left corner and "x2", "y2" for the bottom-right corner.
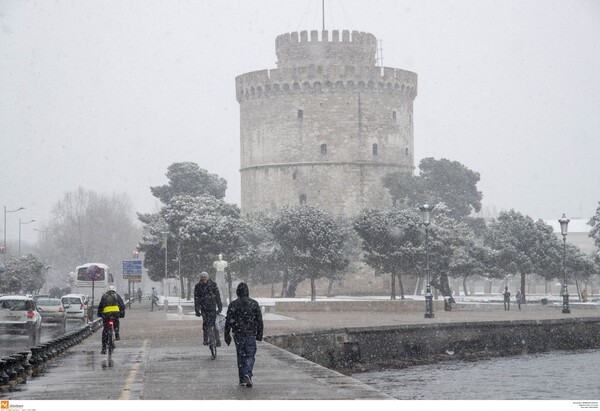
[
  {"x1": 97, "y1": 290, "x2": 125, "y2": 317},
  {"x1": 225, "y1": 283, "x2": 263, "y2": 340},
  {"x1": 194, "y1": 279, "x2": 222, "y2": 314}
]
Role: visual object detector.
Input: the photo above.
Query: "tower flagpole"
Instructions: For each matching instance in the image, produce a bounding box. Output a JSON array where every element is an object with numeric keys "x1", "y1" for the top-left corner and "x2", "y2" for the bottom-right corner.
[{"x1": 322, "y1": 0, "x2": 325, "y2": 31}]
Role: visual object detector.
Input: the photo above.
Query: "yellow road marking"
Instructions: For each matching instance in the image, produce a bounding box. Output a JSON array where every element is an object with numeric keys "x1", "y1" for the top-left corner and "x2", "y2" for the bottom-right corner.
[{"x1": 119, "y1": 339, "x2": 148, "y2": 400}]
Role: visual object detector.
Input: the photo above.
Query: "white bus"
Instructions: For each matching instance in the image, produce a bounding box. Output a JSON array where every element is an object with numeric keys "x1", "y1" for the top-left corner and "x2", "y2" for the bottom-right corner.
[{"x1": 74, "y1": 263, "x2": 114, "y2": 315}]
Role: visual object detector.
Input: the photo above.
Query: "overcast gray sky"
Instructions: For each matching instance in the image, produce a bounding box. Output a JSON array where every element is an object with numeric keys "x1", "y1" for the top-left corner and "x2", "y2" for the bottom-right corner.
[{"x1": 1, "y1": 0, "x2": 599, "y2": 245}]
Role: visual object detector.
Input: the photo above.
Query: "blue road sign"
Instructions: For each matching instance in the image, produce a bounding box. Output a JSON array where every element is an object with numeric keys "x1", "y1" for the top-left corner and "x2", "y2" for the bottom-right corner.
[{"x1": 122, "y1": 260, "x2": 142, "y2": 275}]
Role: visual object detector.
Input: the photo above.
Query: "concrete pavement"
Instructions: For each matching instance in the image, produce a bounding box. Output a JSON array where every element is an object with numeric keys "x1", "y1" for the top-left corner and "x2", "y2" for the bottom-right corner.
[
  {"x1": 3, "y1": 298, "x2": 393, "y2": 400},
  {"x1": 2, "y1": 297, "x2": 598, "y2": 400}
]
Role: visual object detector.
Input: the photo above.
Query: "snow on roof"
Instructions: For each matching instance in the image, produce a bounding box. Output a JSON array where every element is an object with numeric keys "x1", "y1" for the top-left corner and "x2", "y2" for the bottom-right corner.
[{"x1": 545, "y1": 219, "x2": 592, "y2": 234}]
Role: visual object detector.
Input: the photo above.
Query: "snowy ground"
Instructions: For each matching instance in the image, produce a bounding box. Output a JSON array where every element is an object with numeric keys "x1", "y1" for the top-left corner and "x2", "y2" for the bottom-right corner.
[{"x1": 159, "y1": 293, "x2": 600, "y2": 309}]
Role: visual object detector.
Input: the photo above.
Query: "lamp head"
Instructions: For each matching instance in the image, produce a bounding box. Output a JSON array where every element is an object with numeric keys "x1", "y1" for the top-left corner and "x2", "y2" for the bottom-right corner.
[
  {"x1": 419, "y1": 204, "x2": 435, "y2": 226},
  {"x1": 558, "y1": 213, "x2": 570, "y2": 237}
]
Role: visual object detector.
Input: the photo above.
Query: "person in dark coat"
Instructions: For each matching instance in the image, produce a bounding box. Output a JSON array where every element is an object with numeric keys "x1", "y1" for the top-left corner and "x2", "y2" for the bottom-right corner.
[
  {"x1": 503, "y1": 286, "x2": 511, "y2": 311},
  {"x1": 194, "y1": 271, "x2": 223, "y2": 346},
  {"x1": 97, "y1": 285, "x2": 125, "y2": 354},
  {"x1": 224, "y1": 282, "x2": 263, "y2": 388}
]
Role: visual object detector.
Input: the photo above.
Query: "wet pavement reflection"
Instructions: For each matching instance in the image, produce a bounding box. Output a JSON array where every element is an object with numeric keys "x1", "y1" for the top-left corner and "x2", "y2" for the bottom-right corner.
[{"x1": 0, "y1": 320, "x2": 86, "y2": 358}]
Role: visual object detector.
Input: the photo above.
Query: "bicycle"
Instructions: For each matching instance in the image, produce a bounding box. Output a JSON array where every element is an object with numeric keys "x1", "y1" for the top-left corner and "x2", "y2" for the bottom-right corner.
[
  {"x1": 103, "y1": 314, "x2": 117, "y2": 358},
  {"x1": 200, "y1": 313, "x2": 225, "y2": 360},
  {"x1": 207, "y1": 322, "x2": 218, "y2": 360}
]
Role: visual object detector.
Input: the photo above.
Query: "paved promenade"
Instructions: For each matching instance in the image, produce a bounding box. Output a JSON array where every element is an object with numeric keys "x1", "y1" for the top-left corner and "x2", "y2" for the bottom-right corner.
[{"x1": 3, "y1": 297, "x2": 599, "y2": 401}]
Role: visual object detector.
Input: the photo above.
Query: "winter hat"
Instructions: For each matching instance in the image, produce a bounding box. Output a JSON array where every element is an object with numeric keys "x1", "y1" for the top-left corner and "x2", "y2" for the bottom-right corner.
[{"x1": 200, "y1": 272, "x2": 209, "y2": 280}]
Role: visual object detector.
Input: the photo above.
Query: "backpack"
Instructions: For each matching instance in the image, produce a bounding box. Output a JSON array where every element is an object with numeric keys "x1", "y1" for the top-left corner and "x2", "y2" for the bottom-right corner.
[{"x1": 105, "y1": 291, "x2": 118, "y2": 306}]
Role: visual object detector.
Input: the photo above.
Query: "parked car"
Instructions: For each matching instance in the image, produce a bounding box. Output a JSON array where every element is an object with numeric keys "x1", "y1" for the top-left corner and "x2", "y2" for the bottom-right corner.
[
  {"x1": 0, "y1": 295, "x2": 42, "y2": 344},
  {"x1": 36, "y1": 298, "x2": 67, "y2": 331},
  {"x1": 61, "y1": 294, "x2": 88, "y2": 322}
]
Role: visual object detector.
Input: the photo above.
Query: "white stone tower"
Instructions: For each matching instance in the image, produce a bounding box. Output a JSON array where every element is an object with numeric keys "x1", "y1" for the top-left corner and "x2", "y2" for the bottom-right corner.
[{"x1": 236, "y1": 29, "x2": 417, "y2": 216}]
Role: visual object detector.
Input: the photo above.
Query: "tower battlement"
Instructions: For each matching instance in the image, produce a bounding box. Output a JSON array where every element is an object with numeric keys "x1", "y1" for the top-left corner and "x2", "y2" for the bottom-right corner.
[
  {"x1": 276, "y1": 30, "x2": 377, "y2": 68},
  {"x1": 236, "y1": 65, "x2": 417, "y2": 102},
  {"x1": 237, "y1": 29, "x2": 417, "y2": 217}
]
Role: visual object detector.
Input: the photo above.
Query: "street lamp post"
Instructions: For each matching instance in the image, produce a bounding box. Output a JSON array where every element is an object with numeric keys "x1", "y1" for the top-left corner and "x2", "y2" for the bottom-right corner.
[
  {"x1": 558, "y1": 213, "x2": 570, "y2": 314},
  {"x1": 18, "y1": 218, "x2": 35, "y2": 256},
  {"x1": 3, "y1": 206, "x2": 25, "y2": 255},
  {"x1": 419, "y1": 204, "x2": 435, "y2": 319},
  {"x1": 163, "y1": 232, "x2": 168, "y2": 297}
]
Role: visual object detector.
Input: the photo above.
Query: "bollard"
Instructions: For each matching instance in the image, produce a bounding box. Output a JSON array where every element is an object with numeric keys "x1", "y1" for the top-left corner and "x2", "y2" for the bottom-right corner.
[
  {"x1": 9, "y1": 355, "x2": 26, "y2": 381},
  {"x1": 39, "y1": 343, "x2": 51, "y2": 362},
  {"x1": 4, "y1": 357, "x2": 18, "y2": 382},
  {"x1": 30, "y1": 347, "x2": 43, "y2": 367},
  {"x1": 164, "y1": 299, "x2": 169, "y2": 313},
  {"x1": 46, "y1": 341, "x2": 58, "y2": 359},
  {"x1": 18, "y1": 351, "x2": 32, "y2": 374},
  {"x1": 0, "y1": 360, "x2": 9, "y2": 386}
]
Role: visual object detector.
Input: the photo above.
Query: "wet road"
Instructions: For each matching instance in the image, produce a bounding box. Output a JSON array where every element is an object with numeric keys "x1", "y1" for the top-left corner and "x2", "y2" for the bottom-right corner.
[
  {"x1": 2, "y1": 300, "x2": 391, "y2": 400},
  {"x1": 0, "y1": 319, "x2": 87, "y2": 358}
]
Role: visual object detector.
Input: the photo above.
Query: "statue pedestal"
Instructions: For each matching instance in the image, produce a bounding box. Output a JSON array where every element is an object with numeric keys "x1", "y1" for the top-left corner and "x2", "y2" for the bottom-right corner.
[{"x1": 215, "y1": 271, "x2": 228, "y2": 306}]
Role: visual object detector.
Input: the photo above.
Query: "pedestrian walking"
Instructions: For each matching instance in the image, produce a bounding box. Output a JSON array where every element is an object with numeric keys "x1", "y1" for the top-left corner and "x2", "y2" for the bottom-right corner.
[
  {"x1": 151, "y1": 287, "x2": 158, "y2": 311},
  {"x1": 515, "y1": 290, "x2": 522, "y2": 310},
  {"x1": 224, "y1": 282, "x2": 263, "y2": 388},
  {"x1": 503, "y1": 286, "x2": 511, "y2": 311},
  {"x1": 194, "y1": 271, "x2": 223, "y2": 346}
]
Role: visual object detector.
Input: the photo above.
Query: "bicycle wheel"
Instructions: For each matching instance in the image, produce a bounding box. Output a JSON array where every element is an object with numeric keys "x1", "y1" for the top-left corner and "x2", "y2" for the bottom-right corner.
[{"x1": 107, "y1": 327, "x2": 113, "y2": 357}]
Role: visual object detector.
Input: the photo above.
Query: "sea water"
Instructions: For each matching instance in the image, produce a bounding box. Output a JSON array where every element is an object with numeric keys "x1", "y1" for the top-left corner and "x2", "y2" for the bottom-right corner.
[{"x1": 353, "y1": 349, "x2": 600, "y2": 400}]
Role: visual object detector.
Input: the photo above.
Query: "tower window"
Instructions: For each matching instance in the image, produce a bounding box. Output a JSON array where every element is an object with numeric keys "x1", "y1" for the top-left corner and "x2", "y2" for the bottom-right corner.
[
  {"x1": 298, "y1": 109, "x2": 303, "y2": 120},
  {"x1": 320, "y1": 144, "x2": 327, "y2": 155},
  {"x1": 299, "y1": 194, "x2": 307, "y2": 204},
  {"x1": 405, "y1": 148, "x2": 409, "y2": 156},
  {"x1": 292, "y1": 171, "x2": 297, "y2": 180},
  {"x1": 392, "y1": 110, "x2": 397, "y2": 120},
  {"x1": 372, "y1": 143, "x2": 378, "y2": 155}
]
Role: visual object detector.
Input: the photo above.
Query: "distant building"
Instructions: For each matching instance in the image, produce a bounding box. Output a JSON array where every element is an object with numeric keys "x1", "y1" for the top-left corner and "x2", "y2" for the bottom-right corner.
[
  {"x1": 236, "y1": 29, "x2": 417, "y2": 216},
  {"x1": 545, "y1": 219, "x2": 596, "y2": 256}
]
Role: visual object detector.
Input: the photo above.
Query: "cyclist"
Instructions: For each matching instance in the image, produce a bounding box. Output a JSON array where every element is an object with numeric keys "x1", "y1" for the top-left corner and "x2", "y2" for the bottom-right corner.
[
  {"x1": 97, "y1": 285, "x2": 125, "y2": 354},
  {"x1": 194, "y1": 271, "x2": 223, "y2": 347}
]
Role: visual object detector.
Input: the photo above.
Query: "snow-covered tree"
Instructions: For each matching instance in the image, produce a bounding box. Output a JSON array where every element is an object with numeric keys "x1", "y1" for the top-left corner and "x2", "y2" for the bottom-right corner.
[
  {"x1": 150, "y1": 162, "x2": 227, "y2": 202},
  {"x1": 230, "y1": 212, "x2": 283, "y2": 297},
  {"x1": 563, "y1": 243, "x2": 599, "y2": 301},
  {"x1": 1, "y1": 254, "x2": 44, "y2": 294},
  {"x1": 272, "y1": 205, "x2": 348, "y2": 300},
  {"x1": 139, "y1": 163, "x2": 243, "y2": 299},
  {"x1": 448, "y1": 240, "x2": 499, "y2": 296},
  {"x1": 353, "y1": 207, "x2": 422, "y2": 300},
  {"x1": 589, "y1": 201, "x2": 600, "y2": 253},
  {"x1": 485, "y1": 210, "x2": 562, "y2": 303},
  {"x1": 383, "y1": 157, "x2": 483, "y2": 220}
]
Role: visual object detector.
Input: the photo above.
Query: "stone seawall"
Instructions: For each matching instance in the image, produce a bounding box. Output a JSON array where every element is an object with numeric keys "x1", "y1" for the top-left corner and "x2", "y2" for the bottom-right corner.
[
  {"x1": 274, "y1": 299, "x2": 444, "y2": 312},
  {"x1": 265, "y1": 317, "x2": 600, "y2": 374}
]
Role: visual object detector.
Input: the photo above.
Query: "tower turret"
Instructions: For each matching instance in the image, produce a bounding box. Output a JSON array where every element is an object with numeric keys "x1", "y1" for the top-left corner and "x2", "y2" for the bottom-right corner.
[{"x1": 236, "y1": 30, "x2": 417, "y2": 216}]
